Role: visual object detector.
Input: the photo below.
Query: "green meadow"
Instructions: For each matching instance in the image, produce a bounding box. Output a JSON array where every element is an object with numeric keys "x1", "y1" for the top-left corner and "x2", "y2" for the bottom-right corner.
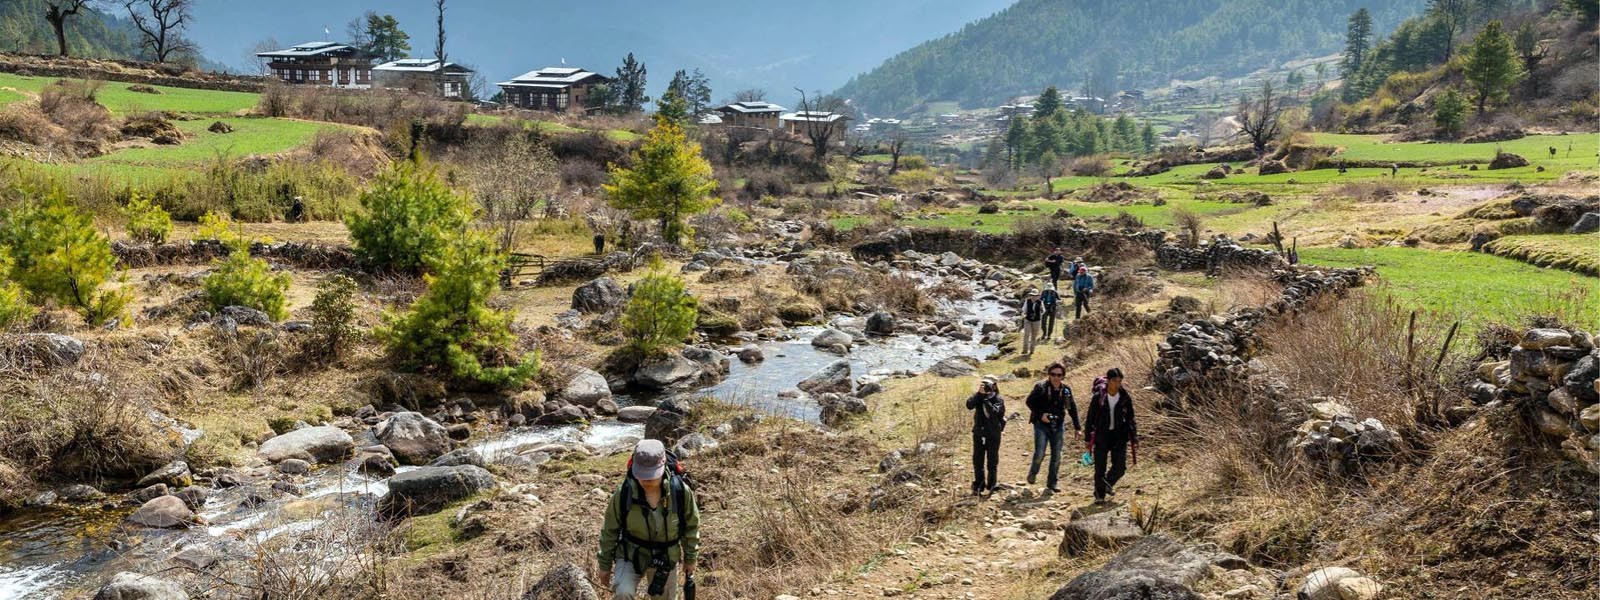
[{"x1": 0, "y1": 72, "x2": 260, "y2": 115}]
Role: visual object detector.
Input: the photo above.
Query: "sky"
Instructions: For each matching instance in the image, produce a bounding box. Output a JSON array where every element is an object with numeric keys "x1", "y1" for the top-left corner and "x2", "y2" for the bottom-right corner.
[{"x1": 182, "y1": 0, "x2": 1017, "y2": 107}]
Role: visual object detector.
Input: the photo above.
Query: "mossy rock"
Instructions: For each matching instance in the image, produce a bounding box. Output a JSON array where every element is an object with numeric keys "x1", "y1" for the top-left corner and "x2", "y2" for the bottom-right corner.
[
  {"x1": 776, "y1": 299, "x2": 824, "y2": 324},
  {"x1": 695, "y1": 308, "x2": 742, "y2": 336}
]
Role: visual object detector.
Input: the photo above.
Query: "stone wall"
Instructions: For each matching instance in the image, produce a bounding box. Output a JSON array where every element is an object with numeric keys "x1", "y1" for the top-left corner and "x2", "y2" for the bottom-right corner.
[
  {"x1": 113, "y1": 240, "x2": 355, "y2": 270},
  {"x1": 1150, "y1": 267, "x2": 1370, "y2": 401},
  {"x1": 1155, "y1": 238, "x2": 1287, "y2": 273},
  {"x1": 1466, "y1": 327, "x2": 1599, "y2": 472},
  {"x1": 850, "y1": 225, "x2": 1167, "y2": 266},
  {"x1": 0, "y1": 53, "x2": 265, "y2": 94}
]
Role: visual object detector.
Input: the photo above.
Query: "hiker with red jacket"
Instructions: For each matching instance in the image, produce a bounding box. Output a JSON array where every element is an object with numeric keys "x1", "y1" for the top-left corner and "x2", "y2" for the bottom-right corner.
[
  {"x1": 1025, "y1": 362, "x2": 1079, "y2": 493},
  {"x1": 1083, "y1": 368, "x2": 1137, "y2": 504},
  {"x1": 598, "y1": 439, "x2": 701, "y2": 599}
]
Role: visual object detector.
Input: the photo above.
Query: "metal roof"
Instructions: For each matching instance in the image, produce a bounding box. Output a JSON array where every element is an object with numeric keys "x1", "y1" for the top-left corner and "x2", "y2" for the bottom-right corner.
[
  {"x1": 257, "y1": 41, "x2": 362, "y2": 58},
  {"x1": 373, "y1": 59, "x2": 474, "y2": 74},
  {"x1": 780, "y1": 111, "x2": 849, "y2": 123},
  {"x1": 497, "y1": 67, "x2": 607, "y2": 87},
  {"x1": 716, "y1": 101, "x2": 786, "y2": 114}
]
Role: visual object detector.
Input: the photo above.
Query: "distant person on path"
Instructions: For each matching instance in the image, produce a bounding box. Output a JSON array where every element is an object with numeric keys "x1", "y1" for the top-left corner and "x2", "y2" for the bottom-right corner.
[
  {"x1": 967, "y1": 376, "x2": 1007, "y2": 496},
  {"x1": 1040, "y1": 284, "x2": 1062, "y2": 341},
  {"x1": 1389, "y1": 163, "x2": 1398, "y2": 178},
  {"x1": 598, "y1": 439, "x2": 700, "y2": 599},
  {"x1": 1044, "y1": 248, "x2": 1065, "y2": 287},
  {"x1": 1026, "y1": 362, "x2": 1079, "y2": 493},
  {"x1": 1084, "y1": 368, "x2": 1137, "y2": 504},
  {"x1": 1021, "y1": 289, "x2": 1044, "y2": 356},
  {"x1": 1067, "y1": 256, "x2": 1083, "y2": 283},
  {"x1": 1072, "y1": 266, "x2": 1095, "y2": 319},
  {"x1": 594, "y1": 232, "x2": 607, "y2": 255}
]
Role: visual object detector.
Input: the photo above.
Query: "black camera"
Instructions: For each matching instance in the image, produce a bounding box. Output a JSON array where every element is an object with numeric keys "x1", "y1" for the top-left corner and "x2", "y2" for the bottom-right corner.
[{"x1": 647, "y1": 554, "x2": 673, "y2": 596}]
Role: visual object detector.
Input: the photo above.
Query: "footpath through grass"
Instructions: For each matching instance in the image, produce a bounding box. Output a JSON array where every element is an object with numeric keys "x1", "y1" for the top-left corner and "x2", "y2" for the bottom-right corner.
[
  {"x1": 0, "y1": 72, "x2": 259, "y2": 115},
  {"x1": 1300, "y1": 246, "x2": 1600, "y2": 330}
]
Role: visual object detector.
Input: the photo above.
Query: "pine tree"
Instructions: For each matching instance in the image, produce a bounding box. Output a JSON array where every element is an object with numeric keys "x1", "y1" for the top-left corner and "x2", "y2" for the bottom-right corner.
[
  {"x1": 363, "y1": 13, "x2": 410, "y2": 62},
  {"x1": 603, "y1": 120, "x2": 719, "y2": 246},
  {"x1": 1034, "y1": 86, "x2": 1063, "y2": 119},
  {"x1": 1462, "y1": 20, "x2": 1523, "y2": 115},
  {"x1": 0, "y1": 189, "x2": 130, "y2": 326},
  {"x1": 655, "y1": 89, "x2": 690, "y2": 127},
  {"x1": 622, "y1": 265, "x2": 698, "y2": 356},
  {"x1": 1341, "y1": 9, "x2": 1373, "y2": 81},
  {"x1": 1140, "y1": 121, "x2": 1157, "y2": 153},
  {"x1": 1433, "y1": 88, "x2": 1467, "y2": 138},
  {"x1": 666, "y1": 68, "x2": 712, "y2": 116},
  {"x1": 1004, "y1": 118, "x2": 1028, "y2": 170},
  {"x1": 614, "y1": 52, "x2": 650, "y2": 114}
]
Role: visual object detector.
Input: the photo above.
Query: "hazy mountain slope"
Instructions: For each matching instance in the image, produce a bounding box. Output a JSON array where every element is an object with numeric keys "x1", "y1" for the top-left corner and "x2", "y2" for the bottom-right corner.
[{"x1": 836, "y1": 0, "x2": 1428, "y2": 114}]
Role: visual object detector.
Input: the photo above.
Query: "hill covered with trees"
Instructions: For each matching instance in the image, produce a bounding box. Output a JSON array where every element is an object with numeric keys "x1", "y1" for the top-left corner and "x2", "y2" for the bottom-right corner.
[
  {"x1": 836, "y1": 0, "x2": 1427, "y2": 114},
  {"x1": 0, "y1": 0, "x2": 144, "y2": 59}
]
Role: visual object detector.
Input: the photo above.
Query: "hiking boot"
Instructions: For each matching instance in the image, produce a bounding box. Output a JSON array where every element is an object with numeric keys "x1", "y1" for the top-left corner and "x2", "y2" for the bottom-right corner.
[
  {"x1": 1050, "y1": 487, "x2": 1063, "y2": 494},
  {"x1": 1027, "y1": 473, "x2": 1037, "y2": 485},
  {"x1": 1093, "y1": 495, "x2": 1105, "y2": 504}
]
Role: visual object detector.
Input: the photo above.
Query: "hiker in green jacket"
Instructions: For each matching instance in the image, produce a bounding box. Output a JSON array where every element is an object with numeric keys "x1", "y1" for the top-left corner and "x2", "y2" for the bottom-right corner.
[{"x1": 598, "y1": 439, "x2": 701, "y2": 599}]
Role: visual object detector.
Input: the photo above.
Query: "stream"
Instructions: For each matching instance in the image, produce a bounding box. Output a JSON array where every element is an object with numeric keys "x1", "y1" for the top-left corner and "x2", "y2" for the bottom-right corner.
[{"x1": 0, "y1": 268, "x2": 1012, "y2": 599}]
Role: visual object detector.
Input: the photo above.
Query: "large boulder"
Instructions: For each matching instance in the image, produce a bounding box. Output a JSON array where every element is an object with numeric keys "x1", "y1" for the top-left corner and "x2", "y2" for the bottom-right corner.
[
  {"x1": 1521, "y1": 328, "x2": 1573, "y2": 350},
  {"x1": 865, "y1": 312, "x2": 896, "y2": 336},
  {"x1": 520, "y1": 563, "x2": 599, "y2": 600},
  {"x1": 559, "y1": 368, "x2": 613, "y2": 407},
  {"x1": 257, "y1": 426, "x2": 353, "y2": 464},
  {"x1": 378, "y1": 465, "x2": 497, "y2": 518},
  {"x1": 644, "y1": 399, "x2": 692, "y2": 443},
  {"x1": 1058, "y1": 507, "x2": 1145, "y2": 557},
  {"x1": 94, "y1": 572, "x2": 188, "y2": 600},
  {"x1": 1571, "y1": 212, "x2": 1600, "y2": 234},
  {"x1": 810, "y1": 328, "x2": 854, "y2": 351},
  {"x1": 375, "y1": 412, "x2": 451, "y2": 465},
  {"x1": 429, "y1": 448, "x2": 486, "y2": 468},
  {"x1": 1487, "y1": 152, "x2": 1529, "y2": 170},
  {"x1": 12, "y1": 333, "x2": 85, "y2": 369},
  {"x1": 1298, "y1": 567, "x2": 1362, "y2": 600},
  {"x1": 136, "y1": 460, "x2": 193, "y2": 488},
  {"x1": 572, "y1": 277, "x2": 627, "y2": 313},
  {"x1": 1048, "y1": 535, "x2": 1245, "y2": 600},
  {"x1": 617, "y1": 405, "x2": 658, "y2": 423},
  {"x1": 126, "y1": 495, "x2": 195, "y2": 529},
  {"x1": 798, "y1": 360, "x2": 853, "y2": 395},
  {"x1": 817, "y1": 393, "x2": 868, "y2": 426},
  {"x1": 929, "y1": 356, "x2": 980, "y2": 378},
  {"x1": 635, "y1": 353, "x2": 702, "y2": 389},
  {"x1": 1257, "y1": 160, "x2": 1290, "y2": 175}
]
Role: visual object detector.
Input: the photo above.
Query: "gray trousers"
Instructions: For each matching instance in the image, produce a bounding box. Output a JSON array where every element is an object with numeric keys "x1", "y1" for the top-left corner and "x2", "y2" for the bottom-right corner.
[{"x1": 612, "y1": 559, "x2": 680, "y2": 600}]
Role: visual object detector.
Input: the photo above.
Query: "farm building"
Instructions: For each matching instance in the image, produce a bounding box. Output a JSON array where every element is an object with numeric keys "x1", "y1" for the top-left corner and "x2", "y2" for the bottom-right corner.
[
  {"x1": 496, "y1": 67, "x2": 611, "y2": 113},
  {"x1": 713, "y1": 101, "x2": 787, "y2": 129},
  {"x1": 373, "y1": 59, "x2": 475, "y2": 98},
  {"x1": 257, "y1": 41, "x2": 377, "y2": 89},
  {"x1": 779, "y1": 111, "x2": 851, "y2": 136}
]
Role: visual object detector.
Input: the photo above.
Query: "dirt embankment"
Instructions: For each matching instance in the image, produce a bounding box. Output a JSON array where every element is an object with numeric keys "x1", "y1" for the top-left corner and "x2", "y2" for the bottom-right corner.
[{"x1": 0, "y1": 53, "x2": 264, "y2": 94}]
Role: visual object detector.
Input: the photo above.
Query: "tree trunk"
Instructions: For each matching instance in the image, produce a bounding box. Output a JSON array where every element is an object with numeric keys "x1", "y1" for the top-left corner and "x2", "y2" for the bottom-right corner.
[{"x1": 51, "y1": 18, "x2": 68, "y2": 56}]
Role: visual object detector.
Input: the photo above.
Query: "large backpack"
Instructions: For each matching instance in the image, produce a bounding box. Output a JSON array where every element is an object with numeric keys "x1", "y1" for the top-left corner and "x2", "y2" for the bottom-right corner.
[{"x1": 618, "y1": 450, "x2": 691, "y2": 563}]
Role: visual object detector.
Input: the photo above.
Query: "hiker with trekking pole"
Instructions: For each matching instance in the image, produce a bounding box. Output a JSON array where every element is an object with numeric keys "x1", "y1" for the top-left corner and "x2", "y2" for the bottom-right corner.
[
  {"x1": 1084, "y1": 368, "x2": 1137, "y2": 505},
  {"x1": 598, "y1": 439, "x2": 701, "y2": 599}
]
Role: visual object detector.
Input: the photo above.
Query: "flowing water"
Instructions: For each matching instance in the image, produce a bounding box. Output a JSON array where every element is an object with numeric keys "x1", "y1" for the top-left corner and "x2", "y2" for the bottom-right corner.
[{"x1": 0, "y1": 268, "x2": 1011, "y2": 599}]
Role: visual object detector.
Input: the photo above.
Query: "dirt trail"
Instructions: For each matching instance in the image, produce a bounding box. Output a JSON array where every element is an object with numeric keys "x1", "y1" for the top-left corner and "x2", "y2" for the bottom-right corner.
[{"x1": 839, "y1": 338, "x2": 1180, "y2": 599}]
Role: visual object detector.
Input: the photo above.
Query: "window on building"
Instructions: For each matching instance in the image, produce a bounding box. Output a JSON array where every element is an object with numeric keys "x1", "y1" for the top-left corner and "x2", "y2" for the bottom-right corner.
[{"x1": 557, "y1": 93, "x2": 569, "y2": 109}]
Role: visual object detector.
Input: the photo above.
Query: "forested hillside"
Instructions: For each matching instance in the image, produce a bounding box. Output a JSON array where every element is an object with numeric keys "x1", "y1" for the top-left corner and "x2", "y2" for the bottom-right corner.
[
  {"x1": 0, "y1": 0, "x2": 144, "y2": 59},
  {"x1": 836, "y1": 0, "x2": 1427, "y2": 114}
]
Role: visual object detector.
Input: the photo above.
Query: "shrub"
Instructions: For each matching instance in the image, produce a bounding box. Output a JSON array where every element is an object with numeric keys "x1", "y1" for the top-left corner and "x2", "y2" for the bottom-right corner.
[
  {"x1": 899, "y1": 155, "x2": 930, "y2": 171},
  {"x1": 1171, "y1": 207, "x2": 1205, "y2": 247},
  {"x1": 622, "y1": 265, "x2": 698, "y2": 355},
  {"x1": 203, "y1": 249, "x2": 291, "y2": 320},
  {"x1": 346, "y1": 160, "x2": 475, "y2": 272},
  {"x1": 0, "y1": 248, "x2": 33, "y2": 328},
  {"x1": 0, "y1": 190, "x2": 130, "y2": 326},
  {"x1": 196, "y1": 210, "x2": 245, "y2": 245},
  {"x1": 1068, "y1": 155, "x2": 1112, "y2": 176},
  {"x1": 307, "y1": 274, "x2": 360, "y2": 359},
  {"x1": 122, "y1": 192, "x2": 172, "y2": 244},
  {"x1": 889, "y1": 168, "x2": 936, "y2": 192},
  {"x1": 379, "y1": 232, "x2": 536, "y2": 387}
]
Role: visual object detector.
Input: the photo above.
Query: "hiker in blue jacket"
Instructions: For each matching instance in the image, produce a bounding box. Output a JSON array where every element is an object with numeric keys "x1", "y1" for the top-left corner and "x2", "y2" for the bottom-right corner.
[
  {"x1": 1040, "y1": 284, "x2": 1062, "y2": 341},
  {"x1": 1072, "y1": 266, "x2": 1095, "y2": 319}
]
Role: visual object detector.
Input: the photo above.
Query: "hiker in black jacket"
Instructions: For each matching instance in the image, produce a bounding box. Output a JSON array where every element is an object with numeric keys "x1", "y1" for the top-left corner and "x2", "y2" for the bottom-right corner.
[
  {"x1": 966, "y1": 376, "x2": 1007, "y2": 496},
  {"x1": 1025, "y1": 362, "x2": 1079, "y2": 493},
  {"x1": 1044, "y1": 247, "x2": 1065, "y2": 288},
  {"x1": 1084, "y1": 368, "x2": 1137, "y2": 504}
]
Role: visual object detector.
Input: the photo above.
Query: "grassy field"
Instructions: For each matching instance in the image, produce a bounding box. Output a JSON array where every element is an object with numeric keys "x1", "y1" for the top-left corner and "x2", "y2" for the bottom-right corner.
[
  {"x1": 1311, "y1": 132, "x2": 1598, "y2": 165},
  {"x1": 465, "y1": 112, "x2": 639, "y2": 141},
  {"x1": 1482, "y1": 233, "x2": 1600, "y2": 276},
  {"x1": 834, "y1": 197, "x2": 1249, "y2": 233},
  {"x1": 1300, "y1": 246, "x2": 1600, "y2": 329},
  {"x1": 61, "y1": 117, "x2": 341, "y2": 182},
  {"x1": 0, "y1": 72, "x2": 259, "y2": 115}
]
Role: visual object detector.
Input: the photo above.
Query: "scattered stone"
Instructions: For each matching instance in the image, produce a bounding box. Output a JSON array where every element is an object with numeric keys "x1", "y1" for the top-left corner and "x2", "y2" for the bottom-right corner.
[
  {"x1": 1058, "y1": 507, "x2": 1145, "y2": 557},
  {"x1": 930, "y1": 356, "x2": 980, "y2": 378},
  {"x1": 617, "y1": 405, "x2": 657, "y2": 423},
  {"x1": 811, "y1": 328, "x2": 854, "y2": 350},
  {"x1": 737, "y1": 346, "x2": 765, "y2": 363},
  {"x1": 520, "y1": 563, "x2": 598, "y2": 600},
  {"x1": 127, "y1": 495, "x2": 195, "y2": 529},
  {"x1": 57, "y1": 484, "x2": 106, "y2": 503},
  {"x1": 1487, "y1": 152, "x2": 1529, "y2": 170},
  {"x1": 1298, "y1": 567, "x2": 1361, "y2": 600},
  {"x1": 559, "y1": 368, "x2": 613, "y2": 407},
  {"x1": 1571, "y1": 213, "x2": 1600, "y2": 234},
  {"x1": 275, "y1": 459, "x2": 311, "y2": 474},
  {"x1": 136, "y1": 460, "x2": 192, "y2": 488},
  {"x1": 207, "y1": 121, "x2": 233, "y2": 134},
  {"x1": 375, "y1": 412, "x2": 451, "y2": 465},
  {"x1": 258, "y1": 425, "x2": 353, "y2": 464},
  {"x1": 798, "y1": 360, "x2": 853, "y2": 395},
  {"x1": 12, "y1": 333, "x2": 85, "y2": 368},
  {"x1": 634, "y1": 353, "x2": 702, "y2": 389},
  {"x1": 572, "y1": 277, "x2": 626, "y2": 313},
  {"x1": 865, "y1": 311, "x2": 896, "y2": 335},
  {"x1": 378, "y1": 465, "x2": 497, "y2": 518},
  {"x1": 1049, "y1": 535, "x2": 1245, "y2": 600},
  {"x1": 94, "y1": 572, "x2": 188, "y2": 600}
]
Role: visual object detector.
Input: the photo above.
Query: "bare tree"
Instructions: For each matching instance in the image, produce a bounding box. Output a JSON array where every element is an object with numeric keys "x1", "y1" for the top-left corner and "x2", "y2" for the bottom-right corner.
[
  {"x1": 345, "y1": 14, "x2": 372, "y2": 50},
  {"x1": 881, "y1": 126, "x2": 909, "y2": 173},
  {"x1": 794, "y1": 88, "x2": 850, "y2": 166},
  {"x1": 461, "y1": 136, "x2": 561, "y2": 254},
  {"x1": 43, "y1": 1, "x2": 89, "y2": 57},
  {"x1": 434, "y1": 0, "x2": 448, "y2": 96},
  {"x1": 247, "y1": 38, "x2": 280, "y2": 75},
  {"x1": 1190, "y1": 110, "x2": 1221, "y2": 148},
  {"x1": 732, "y1": 88, "x2": 767, "y2": 103},
  {"x1": 124, "y1": 0, "x2": 195, "y2": 63},
  {"x1": 1235, "y1": 80, "x2": 1283, "y2": 155},
  {"x1": 462, "y1": 63, "x2": 487, "y2": 102}
]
